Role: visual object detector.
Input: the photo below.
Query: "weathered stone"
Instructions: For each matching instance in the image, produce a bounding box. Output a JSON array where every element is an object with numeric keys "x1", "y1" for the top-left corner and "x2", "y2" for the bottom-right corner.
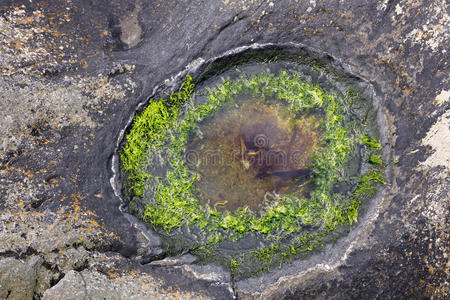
[
  {"x1": 0, "y1": 0, "x2": 448, "y2": 298},
  {"x1": 42, "y1": 269, "x2": 207, "y2": 300},
  {"x1": 181, "y1": 264, "x2": 231, "y2": 283},
  {"x1": 0, "y1": 256, "x2": 41, "y2": 299},
  {"x1": 150, "y1": 254, "x2": 198, "y2": 267}
]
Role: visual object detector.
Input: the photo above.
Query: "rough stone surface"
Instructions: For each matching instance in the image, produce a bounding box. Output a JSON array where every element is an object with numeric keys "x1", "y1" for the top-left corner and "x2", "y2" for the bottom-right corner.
[
  {"x1": 150, "y1": 254, "x2": 198, "y2": 267},
  {"x1": 0, "y1": 0, "x2": 448, "y2": 299},
  {"x1": 0, "y1": 257, "x2": 41, "y2": 300},
  {"x1": 42, "y1": 269, "x2": 207, "y2": 300}
]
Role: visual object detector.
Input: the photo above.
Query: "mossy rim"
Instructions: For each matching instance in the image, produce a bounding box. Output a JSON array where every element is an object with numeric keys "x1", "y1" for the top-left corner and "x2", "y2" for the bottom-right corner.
[{"x1": 119, "y1": 70, "x2": 385, "y2": 277}]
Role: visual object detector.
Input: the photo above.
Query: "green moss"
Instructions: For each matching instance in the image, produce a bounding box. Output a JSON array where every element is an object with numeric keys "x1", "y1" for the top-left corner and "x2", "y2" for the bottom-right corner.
[
  {"x1": 230, "y1": 260, "x2": 241, "y2": 276},
  {"x1": 141, "y1": 71, "x2": 360, "y2": 240},
  {"x1": 120, "y1": 71, "x2": 385, "y2": 278},
  {"x1": 353, "y1": 168, "x2": 385, "y2": 198},
  {"x1": 368, "y1": 154, "x2": 383, "y2": 165},
  {"x1": 360, "y1": 132, "x2": 382, "y2": 151},
  {"x1": 120, "y1": 76, "x2": 194, "y2": 196}
]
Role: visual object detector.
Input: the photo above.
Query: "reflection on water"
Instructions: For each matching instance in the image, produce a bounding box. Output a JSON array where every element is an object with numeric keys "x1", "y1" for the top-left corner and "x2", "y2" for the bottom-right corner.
[{"x1": 186, "y1": 97, "x2": 322, "y2": 211}]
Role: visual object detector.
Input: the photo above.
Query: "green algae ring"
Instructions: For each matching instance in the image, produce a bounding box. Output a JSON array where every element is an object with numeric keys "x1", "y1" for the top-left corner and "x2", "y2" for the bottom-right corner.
[{"x1": 119, "y1": 67, "x2": 384, "y2": 278}]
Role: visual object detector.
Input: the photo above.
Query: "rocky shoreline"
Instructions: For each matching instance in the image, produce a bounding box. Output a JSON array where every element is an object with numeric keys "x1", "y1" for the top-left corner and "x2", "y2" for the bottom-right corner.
[{"x1": 0, "y1": 0, "x2": 448, "y2": 298}]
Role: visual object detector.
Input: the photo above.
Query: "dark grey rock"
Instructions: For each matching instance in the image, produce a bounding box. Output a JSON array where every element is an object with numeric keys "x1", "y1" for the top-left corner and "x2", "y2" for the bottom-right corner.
[{"x1": 0, "y1": 0, "x2": 448, "y2": 299}]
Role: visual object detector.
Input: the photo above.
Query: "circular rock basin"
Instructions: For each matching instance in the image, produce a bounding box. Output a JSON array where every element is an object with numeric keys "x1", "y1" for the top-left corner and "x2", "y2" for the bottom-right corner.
[{"x1": 119, "y1": 50, "x2": 385, "y2": 278}]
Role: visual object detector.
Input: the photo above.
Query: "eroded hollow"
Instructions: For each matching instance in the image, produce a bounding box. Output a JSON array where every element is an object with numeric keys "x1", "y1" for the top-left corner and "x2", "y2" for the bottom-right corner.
[{"x1": 118, "y1": 47, "x2": 385, "y2": 278}]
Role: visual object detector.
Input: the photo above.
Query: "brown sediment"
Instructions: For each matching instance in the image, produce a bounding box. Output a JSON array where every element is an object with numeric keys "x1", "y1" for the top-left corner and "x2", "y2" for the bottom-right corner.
[{"x1": 186, "y1": 98, "x2": 322, "y2": 211}]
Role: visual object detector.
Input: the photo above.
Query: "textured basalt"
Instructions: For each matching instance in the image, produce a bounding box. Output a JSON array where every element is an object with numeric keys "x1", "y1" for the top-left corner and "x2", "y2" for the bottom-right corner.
[{"x1": 0, "y1": 0, "x2": 448, "y2": 299}]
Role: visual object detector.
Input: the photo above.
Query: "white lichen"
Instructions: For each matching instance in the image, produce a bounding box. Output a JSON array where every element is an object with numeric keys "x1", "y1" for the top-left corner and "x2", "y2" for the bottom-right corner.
[
  {"x1": 404, "y1": 1, "x2": 449, "y2": 52},
  {"x1": 435, "y1": 89, "x2": 450, "y2": 105},
  {"x1": 377, "y1": 0, "x2": 389, "y2": 12},
  {"x1": 395, "y1": 4, "x2": 403, "y2": 15},
  {"x1": 421, "y1": 110, "x2": 450, "y2": 172}
]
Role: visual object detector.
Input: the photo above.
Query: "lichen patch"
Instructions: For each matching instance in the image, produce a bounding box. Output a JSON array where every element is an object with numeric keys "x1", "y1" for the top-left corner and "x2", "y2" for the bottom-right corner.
[
  {"x1": 435, "y1": 89, "x2": 450, "y2": 104},
  {"x1": 403, "y1": 1, "x2": 449, "y2": 52},
  {"x1": 421, "y1": 110, "x2": 450, "y2": 171}
]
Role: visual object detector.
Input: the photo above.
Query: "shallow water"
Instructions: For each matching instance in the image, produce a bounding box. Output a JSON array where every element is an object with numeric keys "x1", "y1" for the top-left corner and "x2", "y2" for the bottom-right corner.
[{"x1": 186, "y1": 96, "x2": 322, "y2": 211}]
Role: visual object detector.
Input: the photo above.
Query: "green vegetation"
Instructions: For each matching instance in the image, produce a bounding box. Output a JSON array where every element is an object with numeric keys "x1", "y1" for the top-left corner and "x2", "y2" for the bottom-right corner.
[
  {"x1": 353, "y1": 168, "x2": 385, "y2": 198},
  {"x1": 120, "y1": 70, "x2": 385, "y2": 278},
  {"x1": 360, "y1": 132, "x2": 382, "y2": 151},
  {"x1": 230, "y1": 259, "x2": 241, "y2": 276},
  {"x1": 368, "y1": 154, "x2": 383, "y2": 165},
  {"x1": 120, "y1": 76, "x2": 195, "y2": 197}
]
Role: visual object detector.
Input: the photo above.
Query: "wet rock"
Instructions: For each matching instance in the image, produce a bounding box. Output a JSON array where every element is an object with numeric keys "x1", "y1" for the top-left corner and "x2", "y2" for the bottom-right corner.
[
  {"x1": 150, "y1": 254, "x2": 198, "y2": 267},
  {"x1": 181, "y1": 264, "x2": 231, "y2": 283},
  {"x1": 124, "y1": 213, "x2": 165, "y2": 264},
  {"x1": 0, "y1": 0, "x2": 448, "y2": 298},
  {"x1": 181, "y1": 264, "x2": 234, "y2": 298}
]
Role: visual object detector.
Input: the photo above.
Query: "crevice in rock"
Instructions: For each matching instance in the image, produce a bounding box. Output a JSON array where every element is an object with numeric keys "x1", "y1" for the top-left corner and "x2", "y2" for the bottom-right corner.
[
  {"x1": 79, "y1": 272, "x2": 92, "y2": 300},
  {"x1": 73, "y1": 260, "x2": 89, "y2": 272},
  {"x1": 0, "y1": 250, "x2": 19, "y2": 259},
  {"x1": 41, "y1": 260, "x2": 56, "y2": 272},
  {"x1": 0, "y1": 148, "x2": 24, "y2": 167},
  {"x1": 48, "y1": 271, "x2": 65, "y2": 289},
  {"x1": 0, "y1": 247, "x2": 39, "y2": 260},
  {"x1": 139, "y1": 251, "x2": 166, "y2": 265},
  {"x1": 30, "y1": 194, "x2": 46, "y2": 209}
]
